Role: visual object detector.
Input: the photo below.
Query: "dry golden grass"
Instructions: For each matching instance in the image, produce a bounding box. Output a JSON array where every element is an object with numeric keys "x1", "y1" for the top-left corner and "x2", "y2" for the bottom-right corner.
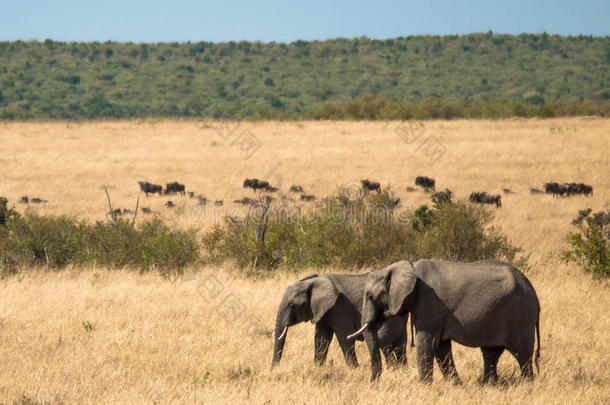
[{"x1": 0, "y1": 118, "x2": 609, "y2": 403}]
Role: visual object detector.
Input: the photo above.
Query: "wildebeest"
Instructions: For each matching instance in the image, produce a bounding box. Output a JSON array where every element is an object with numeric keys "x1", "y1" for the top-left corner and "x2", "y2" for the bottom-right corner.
[
  {"x1": 19, "y1": 196, "x2": 29, "y2": 203},
  {"x1": 361, "y1": 179, "x2": 381, "y2": 192},
  {"x1": 30, "y1": 198, "x2": 48, "y2": 204},
  {"x1": 215, "y1": 200, "x2": 223, "y2": 206},
  {"x1": 141, "y1": 207, "x2": 152, "y2": 214},
  {"x1": 469, "y1": 192, "x2": 501, "y2": 207},
  {"x1": 544, "y1": 182, "x2": 593, "y2": 197},
  {"x1": 300, "y1": 194, "x2": 316, "y2": 202},
  {"x1": 415, "y1": 176, "x2": 435, "y2": 191},
  {"x1": 108, "y1": 209, "x2": 122, "y2": 217},
  {"x1": 544, "y1": 182, "x2": 567, "y2": 197},
  {"x1": 432, "y1": 189, "x2": 453, "y2": 205},
  {"x1": 188, "y1": 191, "x2": 195, "y2": 198},
  {"x1": 503, "y1": 188, "x2": 515, "y2": 194},
  {"x1": 406, "y1": 187, "x2": 416, "y2": 192},
  {"x1": 264, "y1": 185, "x2": 278, "y2": 193},
  {"x1": 530, "y1": 188, "x2": 544, "y2": 195},
  {"x1": 164, "y1": 182, "x2": 186, "y2": 195},
  {"x1": 165, "y1": 201, "x2": 175, "y2": 208},
  {"x1": 138, "y1": 181, "x2": 163, "y2": 196},
  {"x1": 122, "y1": 208, "x2": 132, "y2": 215},
  {"x1": 243, "y1": 178, "x2": 270, "y2": 191},
  {"x1": 565, "y1": 183, "x2": 593, "y2": 196},
  {"x1": 233, "y1": 197, "x2": 257, "y2": 205},
  {"x1": 198, "y1": 195, "x2": 207, "y2": 205},
  {"x1": 290, "y1": 185, "x2": 304, "y2": 193}
]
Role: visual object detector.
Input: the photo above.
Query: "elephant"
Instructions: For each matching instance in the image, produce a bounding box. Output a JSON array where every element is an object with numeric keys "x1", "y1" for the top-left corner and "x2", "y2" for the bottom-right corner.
[
  {"x1": 271, "y1": 273, "x2": 408, "y2": 369},
  {"x1": 350, "y1": 259, "x2": 540, "y2": 383}
]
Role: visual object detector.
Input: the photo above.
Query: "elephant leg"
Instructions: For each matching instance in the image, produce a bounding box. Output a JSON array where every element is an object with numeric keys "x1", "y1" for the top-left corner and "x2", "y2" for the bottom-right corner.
[
  {"x1": 510, "y1": 348, "x2": 534, "y2": 380},
  {"x1": 416, "y1": 331, "x2": 435, "y2": 383},
  {"x1": 336, "y1": 335, "x2": 358, "y2": 367},
  {"x1": 314, "y1": 323, "x2": 333, "y2": 366},
  {"x1": 481, "y1": 346, "x2": 504, "y2": 384},
  {"x1": 435, "y1": 340, "x2": 461, "y2": 384},
  {"x1": 507, "y1": 339, "x2": 535, "y2": 380}
]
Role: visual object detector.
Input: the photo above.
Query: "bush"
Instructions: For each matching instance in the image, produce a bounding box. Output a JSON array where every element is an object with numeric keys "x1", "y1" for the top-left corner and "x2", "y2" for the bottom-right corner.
[
  {"x1": 0, "y1": 213, "x2": 200, "y2": 277},
  {"x1": 0, "y1": 197, "x2": 19, "y2": 226},
  {"x1": 202, "y1": 187, "x2": 526, "y2": 276},
  {"x1": 563, "y1": 209, "x2": 610, "y2": 279}
]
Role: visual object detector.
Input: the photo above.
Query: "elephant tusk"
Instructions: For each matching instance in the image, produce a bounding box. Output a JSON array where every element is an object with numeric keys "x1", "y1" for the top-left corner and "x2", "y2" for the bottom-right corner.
[
  {"x1": 347, "y1": 323, "x2": 369, "y2": 340},
  {"x1": 275, "y1": 326, "x2": 288, "y2": 340}
]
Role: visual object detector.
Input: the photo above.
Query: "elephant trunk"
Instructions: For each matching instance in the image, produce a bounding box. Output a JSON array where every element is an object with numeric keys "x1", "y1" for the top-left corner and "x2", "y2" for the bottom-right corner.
[
  {"x1": 271, "y1": 308, "x2": 289, "y2": 367},
  {"x1": 364, "y1": 328, "x2": 382, "y2": 381},
  {"x1": 361, "y1": 296, "x2": 383, "y2": 380}
]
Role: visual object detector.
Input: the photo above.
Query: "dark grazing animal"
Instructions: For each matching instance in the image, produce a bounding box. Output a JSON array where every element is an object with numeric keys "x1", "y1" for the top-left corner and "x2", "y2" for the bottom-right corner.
[
  {"x1": 243, "y1": 178, "x2": 270, "y2": 191},
  {"x1": 141, "y1": 207, "x2": 152, "y2": 214},
  {"x1": 415, "y1": 176, "x2": 435, "y2": 191},
  {"x1": 30, "y1": 198, "x2": 48, "y2": 203},
  {"x1": 406, "y1": 187, "x2": 416, "y2": 192},
  {"x1": 233, "y1": 197, "x2": 257, "y2": 205},
  {"x1": 19, "y1": 196, "x2": 29, "y2": 203},
  {"x1": 198, "y1": 195, "x2": 207, "y2": 205},
  {"x1": 432, "y1": 189, "x2": 453, "y2": 205},
  {"x1": 545, "y1": 182, "x2": 593, "y2": 197},
  {"x1": 188, "y1": 191, "x2": 195, "y2": 198},
  {"x1": 544, "y1": 182, "x2": 568, "y2": 197},
  {"x1": 264, "y1": 185, "x2": 278, "y2": 193},
  {"x1": 503, "y1": 188, "x2": 515, "y2": 194},
  {"x1": 215, "y1": 200, "x2": 223, "y2": 206},
  {"x1": 164, "y1": 182, "x2": 186, "y2": 195},
  {"x1": 165, "y1": 201, "x2": 175, "y2": 208},
  {"x1": 290, "y1": 185, "x2": 304, "y2": 193},
  {"x1": 565, "y1": 183, "x2": 593, "y2": 196},
  {"x1": 138, "y1": 181, "x2": 163, "y2": 196},
  {"x1": 361, "y1": 179, "x2": 381, "y2": 192},
  {"x1": 469, "y1": 192, "x2": 501, "y2": 207},
  {"x1": 530, "y1": 188, "x2": 544, "y2": 195},
  {"x1": 300, "y1": 194, "x2": 316, "y2": 202}
]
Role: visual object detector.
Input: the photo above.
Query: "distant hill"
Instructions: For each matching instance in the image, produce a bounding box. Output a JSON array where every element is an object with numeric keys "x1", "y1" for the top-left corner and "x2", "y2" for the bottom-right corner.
[{"x1": 0, "y1": 33, "x2": 608, "y2": 119}]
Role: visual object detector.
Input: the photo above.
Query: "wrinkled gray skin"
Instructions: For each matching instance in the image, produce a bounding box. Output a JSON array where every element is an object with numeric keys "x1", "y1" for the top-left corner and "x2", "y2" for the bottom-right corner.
[
  {"x1": 272, "y1": 273, "x2": 407, "y2": 368},
  {"x1": 360, "y1": 259, "x2": 540, "y2": 383}
]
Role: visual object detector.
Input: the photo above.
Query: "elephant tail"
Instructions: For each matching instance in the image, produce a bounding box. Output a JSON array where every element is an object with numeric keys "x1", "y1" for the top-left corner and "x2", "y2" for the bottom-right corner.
[{"x1": 535, "y1": 313, "x2": 541, "y2": 374}]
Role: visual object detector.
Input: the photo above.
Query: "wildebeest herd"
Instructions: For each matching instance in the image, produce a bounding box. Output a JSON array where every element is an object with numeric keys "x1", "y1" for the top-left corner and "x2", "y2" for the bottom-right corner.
[
  {"x1": 135, "y1": 175, "x2": 595, "y2": 212},
  {"x1": 132, "y1": 174, "x2": 594, "y2": 216},
  {"x1": 4, "y1": 176, "x2": 594, "y2": 219}
]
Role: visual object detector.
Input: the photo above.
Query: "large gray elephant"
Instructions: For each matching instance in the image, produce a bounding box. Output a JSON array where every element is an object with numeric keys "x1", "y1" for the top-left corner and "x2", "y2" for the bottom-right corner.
[
  {"x1": 272, "y1": 273, "x2": 408, "y2": 368},
  {"x1": 350, "y1": 259, "x2": 540, "y2": 383}
]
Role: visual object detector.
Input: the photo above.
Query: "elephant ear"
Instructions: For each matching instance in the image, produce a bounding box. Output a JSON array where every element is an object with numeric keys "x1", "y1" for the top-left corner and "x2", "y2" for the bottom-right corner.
[
  {"x1": 388, "y1": 261, "x2": 418, "y2": 315},
  {"x1": 309, "y1": 276, "x2": 339, "y2": 323}
]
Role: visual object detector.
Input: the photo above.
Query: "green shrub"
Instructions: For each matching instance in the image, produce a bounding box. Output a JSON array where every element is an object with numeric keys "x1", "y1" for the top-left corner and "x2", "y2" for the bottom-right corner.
[
  {"x1": 202, "y1": 187, "x2": 526, "y2": 276},
  {"x1": 0, "y1": 197, "x2": 19, "y2": 226},
  {"x1": 0, "y1": 213, "x2": 200, "y2": 276},
  {"x1": 563, "y1": 209, "x2": 610, "y2": 279}
]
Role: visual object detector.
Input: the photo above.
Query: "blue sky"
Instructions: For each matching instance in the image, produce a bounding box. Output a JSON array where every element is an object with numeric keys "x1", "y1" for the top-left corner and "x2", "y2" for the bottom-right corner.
[{"x1": 1, "y1": 0, "x2": 608, "y2": 43}]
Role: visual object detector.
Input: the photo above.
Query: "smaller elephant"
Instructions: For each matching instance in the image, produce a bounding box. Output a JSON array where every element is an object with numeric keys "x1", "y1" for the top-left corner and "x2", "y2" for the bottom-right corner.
[
  {"x1": 272, "y1": 273, "x2": 408, "y2": 368},
  {"x1": 351, "y1": 259, "x2": 540, "y2": 383}
]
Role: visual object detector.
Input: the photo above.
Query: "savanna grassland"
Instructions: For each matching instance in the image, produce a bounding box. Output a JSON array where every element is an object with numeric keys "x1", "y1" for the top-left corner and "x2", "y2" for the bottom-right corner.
[{"x1": 0, "y1": 118, "x2": 609, "y2": 404}]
